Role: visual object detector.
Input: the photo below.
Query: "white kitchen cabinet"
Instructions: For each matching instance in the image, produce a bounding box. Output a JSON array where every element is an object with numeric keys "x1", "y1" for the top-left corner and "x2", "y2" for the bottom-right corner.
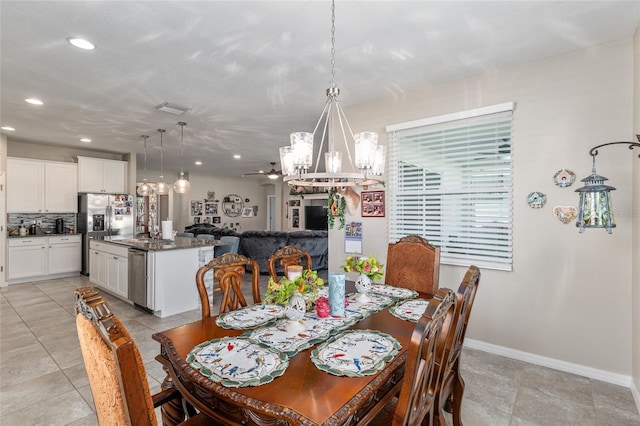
[
  {"x1": 7, "y1": 158, "x2": 77, "y2": 213},
  {"x1": 8, "y1": 238, "x2": 47, "y2": 280},
  {"x1": 48, "y1": 235, "x2": 81, "y2": 275},
  {"x1": 8, "y1": 235, "x2": 82, "y2": 283},
  {"x1": 89, "y1": 240, "x2": 128, "y2": 299},
  {"x1": 77, "y1": 156, "x2": 127, "y2": 193}
]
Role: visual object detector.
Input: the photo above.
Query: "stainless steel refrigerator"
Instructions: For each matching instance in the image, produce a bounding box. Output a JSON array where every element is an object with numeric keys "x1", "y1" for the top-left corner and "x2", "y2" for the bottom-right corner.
[{"x1": 78, "y1": 193, "x2": 134, "y2": 275}]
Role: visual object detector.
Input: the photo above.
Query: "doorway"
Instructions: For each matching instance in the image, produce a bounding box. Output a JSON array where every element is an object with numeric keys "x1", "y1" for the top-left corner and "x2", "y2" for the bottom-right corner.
[{"x1": 267, "y1": 195, "x2": 276, "y2": 231}]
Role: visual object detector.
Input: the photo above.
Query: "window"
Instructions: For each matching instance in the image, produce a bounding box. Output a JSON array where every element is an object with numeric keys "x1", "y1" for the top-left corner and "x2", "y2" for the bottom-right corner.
[{"x1": 386, "y1": 103, "x2": 514, "y2": 271}]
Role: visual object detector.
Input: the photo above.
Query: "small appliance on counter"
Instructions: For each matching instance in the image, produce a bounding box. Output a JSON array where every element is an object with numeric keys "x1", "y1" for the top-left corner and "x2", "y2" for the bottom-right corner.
[
  {"x1": 56, "y1": 218, "x2": 64, "y2": 234},
  {"x1": 29, "y1": 221, "x2": 37, "y2": 235}
]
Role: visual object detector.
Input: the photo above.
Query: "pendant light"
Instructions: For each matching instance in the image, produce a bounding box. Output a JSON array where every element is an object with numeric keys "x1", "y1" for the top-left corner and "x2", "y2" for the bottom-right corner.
[
  {"x1": 173, "y1": 121, "x2": 191, "y2": 194},
  {"x1": 156, "y1": 129, "x2": 170, "y2": 195},
  {"x1": 136, "y1": 135, "x2": 155, "y2": 197}
]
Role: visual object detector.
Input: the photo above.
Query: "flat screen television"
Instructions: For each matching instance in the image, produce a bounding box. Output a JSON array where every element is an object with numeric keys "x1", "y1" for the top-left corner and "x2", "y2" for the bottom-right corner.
[{"x1": 305, "y1": 206, "x2": 328, "y2": 231}]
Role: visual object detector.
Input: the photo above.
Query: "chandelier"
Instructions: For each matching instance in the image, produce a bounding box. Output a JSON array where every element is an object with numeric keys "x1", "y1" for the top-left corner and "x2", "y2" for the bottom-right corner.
[{"x1": 279, "y1": 0, "x2": 385, "y2": 188}]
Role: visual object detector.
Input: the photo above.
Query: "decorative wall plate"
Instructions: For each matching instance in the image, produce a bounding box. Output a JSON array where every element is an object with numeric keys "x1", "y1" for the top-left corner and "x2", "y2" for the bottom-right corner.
[
  {"x1": 526, "y1": 191, "x2": 547, "y2": 209},
  {"x1": 553, "y1": 169, "x2": 576, "y2": 187},
  {"x1": 553, "y1": 205, "x2": 578, "y2": 224}
]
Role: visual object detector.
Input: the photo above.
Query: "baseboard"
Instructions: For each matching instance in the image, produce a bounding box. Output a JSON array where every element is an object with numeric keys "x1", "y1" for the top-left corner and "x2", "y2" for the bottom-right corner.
[
  {"x1": 464, "y1": 338, "x2": 632, "y2": 387},
  {"x1": 632, "y1": 377, "x2": 640, "y2": 415}
]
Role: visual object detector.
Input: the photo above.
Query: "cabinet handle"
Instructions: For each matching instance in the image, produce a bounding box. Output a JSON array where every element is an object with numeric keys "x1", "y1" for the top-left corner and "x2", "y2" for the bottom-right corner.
[
  {"x1": 49, "y1": 246, "x2": 52, "y2": 248},
  {"x1": 42, "y1": 246, "x2": 45, "y2": 249},
  {"x1": 113, "y1": 256, "x2": 118, "y2": 260}
]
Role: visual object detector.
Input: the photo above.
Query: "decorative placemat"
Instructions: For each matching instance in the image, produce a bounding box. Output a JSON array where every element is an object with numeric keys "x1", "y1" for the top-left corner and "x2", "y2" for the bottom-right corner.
[
  {"x1": 311, "y1": 329, "x2": 401, "y2": 377},
  {"x1": 389, "y1": 298, "x2": 431, "y2": 322},
  {"x1": 216, "y1": 304, "x2": 286, "y2": 330},
  {"x1": 248, "y1": 313, "x2": 348, "y2": 357},
  {"x1": 369, "y1": 284, "x2": 418, "y2": 299},
  {"x1": 187, "y1": 336, "x2": 288, "y2": 387},
  {"x1": 346, "y1": 292, "x2": 395, "y2": 315}
]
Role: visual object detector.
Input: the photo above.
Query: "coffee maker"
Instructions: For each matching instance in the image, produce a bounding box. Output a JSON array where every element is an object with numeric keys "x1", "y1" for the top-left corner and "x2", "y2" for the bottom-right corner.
[{"x1": 56, "y1": 218, "x2": 64, "y2": 234}]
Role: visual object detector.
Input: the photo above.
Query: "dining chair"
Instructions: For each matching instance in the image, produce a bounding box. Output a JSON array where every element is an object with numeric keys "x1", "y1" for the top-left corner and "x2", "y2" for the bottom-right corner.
[
  {"x1": 385, "y1": 235, "x2": 440, "y2": 297},
  {"x1": 386, "y1": 287, "x2": 457, "y2": 426},
  {"x1": 195, "y1": 252, "x2": 260, "y2": 318},
  {"x1": 214, "y1": 235, "x2": 240, "y2": 257},
  {"x1": 74, "y1": 285, "x2": 215, "y2": 426},
  {"x1": 434, "y1": 265, "x2": 481, "y2": 426},
  {"x1": 176, "y1": 232, "x2": 194, "y2": 238},
  {"x1": 196, "y1": 234, "x2": 215, "y2": 240},
  {"x1": 267, "y1": 245, "x2": 312, "y2": 280}
]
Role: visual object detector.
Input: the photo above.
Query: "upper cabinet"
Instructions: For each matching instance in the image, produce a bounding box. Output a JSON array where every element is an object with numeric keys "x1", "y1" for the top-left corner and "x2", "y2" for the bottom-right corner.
[
  {"x1": 77, "y1": 156, "x2": 127, "y2": 193},
  {"x1": 7, "y1": 158, "x2": 78, "y2": 213}
]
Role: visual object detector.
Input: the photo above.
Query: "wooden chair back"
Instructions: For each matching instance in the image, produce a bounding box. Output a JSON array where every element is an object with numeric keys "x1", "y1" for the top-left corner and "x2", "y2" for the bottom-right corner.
[
  {"x1": 385, "y1": 235, "x2": 440, "y2": 296},
  {"x1": 434, "y1": 265, "x2": 481, "y2": 426},
  {"x1": 75, "y1": 286, "x2": 218, "y2": 426},
  {"x1": 267, "y1": 245, "x2": 312, "y2": 280},
  {"x1": 393, "y1": 288, "x2": 457, "y2": 426},
  {"x1": 195, "y1": 253, "x2": 261, "y2": 318},
  {"x1": 75, "y1": 285, "x2": 159, "y2": 426}
]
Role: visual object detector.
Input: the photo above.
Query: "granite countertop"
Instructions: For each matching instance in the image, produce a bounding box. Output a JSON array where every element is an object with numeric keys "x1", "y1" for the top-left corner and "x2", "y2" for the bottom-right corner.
[
  {"x1": 100, "y1": 236, "x2": 227, "y2": 252},
  {"x1": 8, "y1": 233, "x2": 82, "y2": 239}
]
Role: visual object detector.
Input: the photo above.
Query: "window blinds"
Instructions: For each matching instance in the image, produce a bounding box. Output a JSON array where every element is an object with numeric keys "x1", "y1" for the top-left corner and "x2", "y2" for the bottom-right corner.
[{"x1": 387, "y1": 106, "x2": 514, "y2": 271}]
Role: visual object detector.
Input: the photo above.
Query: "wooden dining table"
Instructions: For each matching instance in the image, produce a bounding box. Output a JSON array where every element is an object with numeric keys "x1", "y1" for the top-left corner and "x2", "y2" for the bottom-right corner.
[{"x1": 152, "y1": 287, "x2": 429, "y2": 426}]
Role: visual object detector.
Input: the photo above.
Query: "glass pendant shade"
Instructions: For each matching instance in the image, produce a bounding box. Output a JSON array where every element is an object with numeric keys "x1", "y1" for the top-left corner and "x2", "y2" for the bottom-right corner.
[
  {"x1": 173, "y1": 172, "x2": 191, "y2": 194},
  {"x1": 372, "y1": 145, "x2": 386, "y2": 176},
  {"x1": 354, "y1": 132, "x2": 378, "y2": 170},
  {"x1": 279, "y1": 146, "x2": 295, "y2": 176},
  {"x1": 137, "y1": 181, "x2": 154, "y2": 197},
  {"x1": 290, "y1": 132, "x2": 313, "y2": 171},
  {"x1": 156, "y1": 180, "x2": 170, "y2": 195},
  {"x1": 575, "y1": 172, "x2": 616, "y2": 233},
  {"x1": 325, "y1": 151, "x2": 342, "y2": 174}
]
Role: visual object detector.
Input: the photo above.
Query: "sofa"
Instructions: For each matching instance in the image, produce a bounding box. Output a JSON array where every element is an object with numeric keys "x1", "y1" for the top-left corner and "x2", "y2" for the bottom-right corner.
[{"x1": 184, "y1": 225, "x2": 328, "y2": 274}]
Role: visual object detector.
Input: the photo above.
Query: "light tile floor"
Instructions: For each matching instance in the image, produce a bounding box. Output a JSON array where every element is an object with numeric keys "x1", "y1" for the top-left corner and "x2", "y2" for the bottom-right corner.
[{"x1": 1, "y1": 275, "x2": 639, "y2": 426}]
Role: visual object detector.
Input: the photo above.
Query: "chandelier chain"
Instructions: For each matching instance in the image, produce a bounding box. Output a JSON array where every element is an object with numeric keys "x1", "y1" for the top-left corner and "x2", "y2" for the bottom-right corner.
[{"x1": 330, "y1": 0, "x2": 336, "y2": 88}]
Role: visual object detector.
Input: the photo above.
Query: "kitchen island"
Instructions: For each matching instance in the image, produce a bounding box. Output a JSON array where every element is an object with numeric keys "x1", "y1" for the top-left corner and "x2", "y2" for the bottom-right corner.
[{"x1": 89, "y1": 236, "x2": 228, "y2": 318}]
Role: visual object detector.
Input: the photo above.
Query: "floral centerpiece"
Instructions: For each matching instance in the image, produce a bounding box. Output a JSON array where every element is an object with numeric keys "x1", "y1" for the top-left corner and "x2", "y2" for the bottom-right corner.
[
  {"x1": 341, "y1": 255, "x2": 384, "y2": 281},
  {"x1": 265, "y1": 269, "x2": 325, "y2": 310}
]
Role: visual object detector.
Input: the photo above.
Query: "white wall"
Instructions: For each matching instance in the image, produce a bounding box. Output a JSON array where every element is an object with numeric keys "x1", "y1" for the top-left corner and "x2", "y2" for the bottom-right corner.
[
  {"x1": 632, "y1": 26, "x2": 640, "y2": 402},
  {"x1": 149, "y1": 169, "x2": 271, "y2": 233},
  {"x1": 329, "y1": 39, "x2": 635, "y2": 377}
]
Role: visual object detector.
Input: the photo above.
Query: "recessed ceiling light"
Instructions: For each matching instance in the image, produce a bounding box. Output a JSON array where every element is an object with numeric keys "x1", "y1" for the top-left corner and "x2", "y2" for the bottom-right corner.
[
  {"x1": 233, "y1": 154, "x2": 241, "y2": 159},
  {"x1": 194, "y1": 161, "x2": 202, "y2": 166},
  {"x1": 1, "y1": 126, "x2": 15, "y2": 131},
  {"x1": 67, "y1": 37, "x2": 95, "y2": 50},
  {"x1": 25, "y1": 98, "x2": 43, "y2": 105},
  {"x1": 80, "y1": 138, "x2": 92, "y2": 143}
]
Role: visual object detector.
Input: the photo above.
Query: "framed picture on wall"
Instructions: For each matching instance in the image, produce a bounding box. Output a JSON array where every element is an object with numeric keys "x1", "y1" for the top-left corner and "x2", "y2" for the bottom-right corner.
[
  {"x1": 203, "y1": 216, "x2": 211, "y2": 224},
  {"x1": 212, "y1": 216, "x2": 221, "y2": 224},
  {"x1": 193, "y1": 217, "x2": 201, "y2": 224},
  {"x1": 205, "y1": 202, "x2": 218, "y2": 215},
  {"x1": 361, "y1": 190, "x2": 385, "y2": 217},
  {"x1": 241, "y1": 207, "x2": 254, "y2": 218},
  {"x1": 191, "y1": 200, "x2": 203, "y2": 216}
]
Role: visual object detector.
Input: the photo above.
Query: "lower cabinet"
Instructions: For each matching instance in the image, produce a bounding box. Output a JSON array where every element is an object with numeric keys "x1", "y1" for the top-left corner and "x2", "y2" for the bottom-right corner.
[
  {"x1": 89, "y1": 240, "x2": 129, "y2": 299},
  {"x1": 8, "y1": 235, "x2": 81, "y2": 283}
]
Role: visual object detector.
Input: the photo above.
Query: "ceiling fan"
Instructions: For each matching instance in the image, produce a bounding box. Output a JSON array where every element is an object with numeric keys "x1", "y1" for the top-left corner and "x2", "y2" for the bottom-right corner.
[{"x1": 242, "y1": 162, "x2": 282, "y2": 180}]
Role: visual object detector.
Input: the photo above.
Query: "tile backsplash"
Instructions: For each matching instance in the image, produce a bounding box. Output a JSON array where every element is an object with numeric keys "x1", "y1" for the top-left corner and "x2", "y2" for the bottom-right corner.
[{"x1": 8, "y1": 213, "x2": 77, "y2": 235}]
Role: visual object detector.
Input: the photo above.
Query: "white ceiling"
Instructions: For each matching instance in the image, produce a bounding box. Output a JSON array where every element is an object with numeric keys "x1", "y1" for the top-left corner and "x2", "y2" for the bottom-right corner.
[{"x1": 1, "y1": 1, "x2": 639, "y2": 178}]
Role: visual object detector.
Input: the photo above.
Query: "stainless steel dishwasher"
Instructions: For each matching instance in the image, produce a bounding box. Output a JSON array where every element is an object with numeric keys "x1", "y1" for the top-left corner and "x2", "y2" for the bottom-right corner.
[{"x1": 128, "y1": 248, "x2": 152, "y2": 313}]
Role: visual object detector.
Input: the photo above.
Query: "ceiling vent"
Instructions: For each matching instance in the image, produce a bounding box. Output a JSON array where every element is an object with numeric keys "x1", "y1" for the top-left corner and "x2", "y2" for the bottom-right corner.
[{"x1": 155, "y1": 102, "x2": 190, "y2": 115}]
